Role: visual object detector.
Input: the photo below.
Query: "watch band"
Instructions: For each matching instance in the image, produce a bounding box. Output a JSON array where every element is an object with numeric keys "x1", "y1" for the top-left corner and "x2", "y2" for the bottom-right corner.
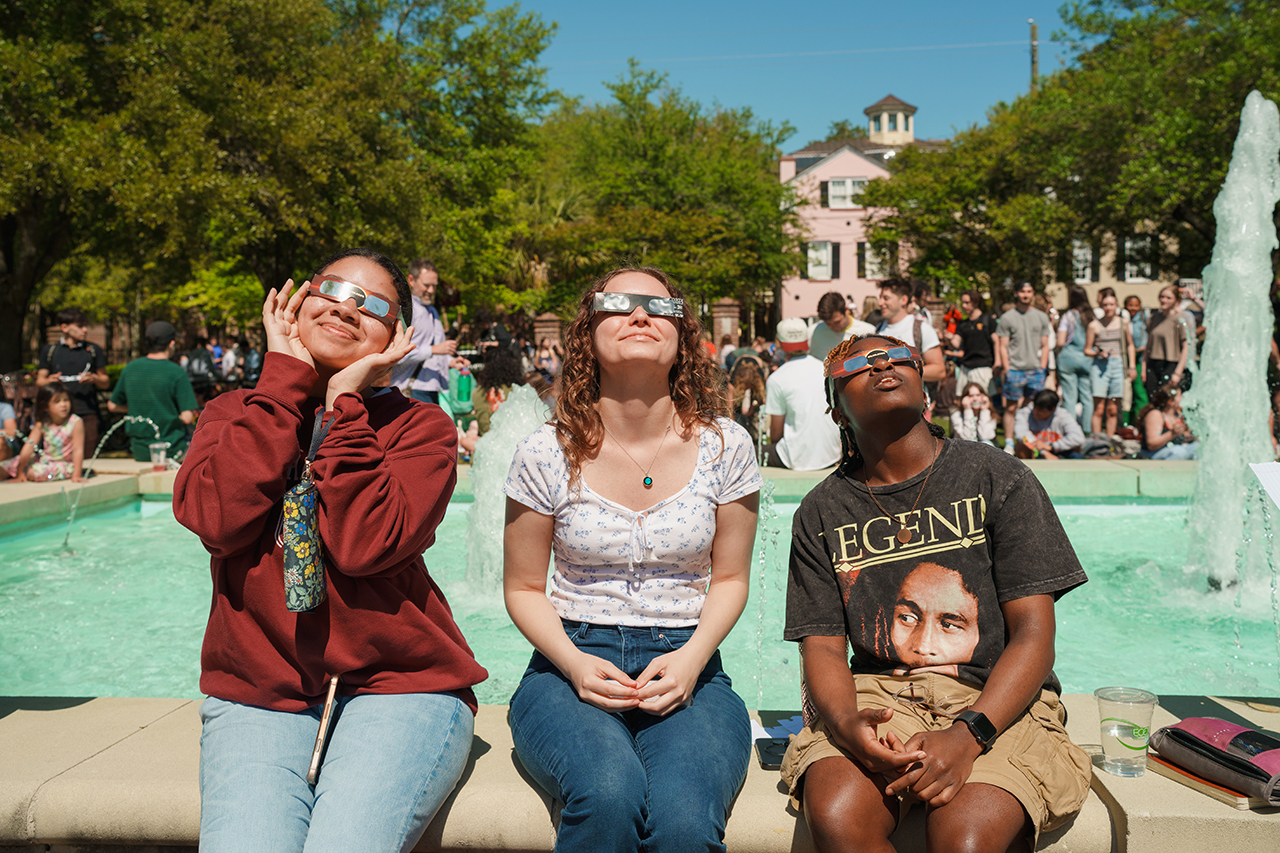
[{"x1": 956, "y1": 709, "x2": 997, "y2": 754}]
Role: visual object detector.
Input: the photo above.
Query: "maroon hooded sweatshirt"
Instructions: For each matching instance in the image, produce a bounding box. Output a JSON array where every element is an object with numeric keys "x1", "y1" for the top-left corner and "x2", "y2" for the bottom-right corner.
[{"x1": 174, "y1": 352, "x2": 486, "y2": 712}]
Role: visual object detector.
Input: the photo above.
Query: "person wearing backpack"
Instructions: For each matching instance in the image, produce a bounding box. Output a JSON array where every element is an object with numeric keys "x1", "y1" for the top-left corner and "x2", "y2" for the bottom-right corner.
[
  {"x1": 1055, "y1": 286, "x2": 1093, "y2": 433},
  {"x1": 875, "y1": 281, "x2": 945, "y2": 377}
]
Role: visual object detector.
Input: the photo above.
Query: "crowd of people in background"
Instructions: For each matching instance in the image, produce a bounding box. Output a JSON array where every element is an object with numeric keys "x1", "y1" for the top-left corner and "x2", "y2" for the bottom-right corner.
[
  {"x1": 12, "y1": 268, "x2": 1280, "y2": 482},
  {"x1": 725, "y1": 277, "x2": 1219, "y2": 469}
]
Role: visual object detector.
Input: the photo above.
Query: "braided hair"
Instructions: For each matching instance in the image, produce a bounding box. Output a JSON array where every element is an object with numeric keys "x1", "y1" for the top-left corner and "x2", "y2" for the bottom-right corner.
[{"x1": 822, "y1": 333, "x2": 946, "y2": 476}]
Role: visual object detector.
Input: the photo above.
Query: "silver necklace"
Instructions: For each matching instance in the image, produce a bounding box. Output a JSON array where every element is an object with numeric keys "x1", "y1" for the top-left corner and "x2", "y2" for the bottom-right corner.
[{"x1": 601, "y1": 420, "x2": 673, "y2": 488}]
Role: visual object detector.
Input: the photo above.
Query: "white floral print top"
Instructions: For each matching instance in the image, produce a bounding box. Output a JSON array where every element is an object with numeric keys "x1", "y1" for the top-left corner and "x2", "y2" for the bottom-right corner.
[{"x1": 504, "y1": 417, "x2": 762, "y2": 627}]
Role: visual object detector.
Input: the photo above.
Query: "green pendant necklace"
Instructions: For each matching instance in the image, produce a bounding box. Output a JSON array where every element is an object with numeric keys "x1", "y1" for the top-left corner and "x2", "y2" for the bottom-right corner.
[{"x1": 602, "y1": 420, "x2": 673, "y2": 488}]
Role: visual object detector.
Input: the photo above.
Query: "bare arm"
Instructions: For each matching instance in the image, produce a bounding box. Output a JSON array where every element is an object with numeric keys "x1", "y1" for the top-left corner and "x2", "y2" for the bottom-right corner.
[
  {"x1": 35, "y1": 368, "x2": 56, "y2": 387},
  {"x1": 1123, "y1": 324, "x2": 1136, "y2": 372},
  {"x1": 769, "y1": 414, "x2": 785, "y2": 444},
  {"x1": 107, "y1": 400, "x2": 127, "y2": 414},
  {"x1": 1083, "y1": 322, "x2": 1100, "y2": 358},
  {"x1": 179, "y1": 409, "x2": 196, "y2": 425},
  {"x1": 634, "y1": 493, "x2": 758, "y2": 715},
  {"x1": 70, "y1": 417, "x2": 85, "y2": 481},
  {"x1": 1144, "y1": 409, "x2": 1173, "y2": 450},
  {"x1": 921, "y1": 346, "x2": 945, "y2": 383},
  {"x1": 1172, "y1": 317, "x2": 1190, "y2": 381},
  {"x1": 802, "y1": 634, "x2": 926, "y2": 776},
  {"x1": 993, "y1": 336, "x2": 1008, "y2": 373},
  {"x1": 889, "y1": 595, "x2": 1056, "y2": 805},
  {"x1": 1039, "y1": 335, "x2": 1051, "y2": 369},
  {"x1": 503, "y1": 498, "x2": 640, "y2": 711}
]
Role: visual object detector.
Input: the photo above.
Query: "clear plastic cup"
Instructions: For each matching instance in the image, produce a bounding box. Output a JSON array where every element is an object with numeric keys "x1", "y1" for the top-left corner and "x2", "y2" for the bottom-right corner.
[
  {"x1": 149, "y1": 442, "x2": 167, "y2": 473},
  {"x1": 1095, "y1": 686, "x2": 1158, "y2": 777}
]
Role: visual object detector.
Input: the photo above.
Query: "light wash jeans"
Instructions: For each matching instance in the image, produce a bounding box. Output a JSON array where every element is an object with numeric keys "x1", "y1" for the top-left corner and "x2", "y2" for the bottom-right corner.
[
  {"x1": 509, "y1": 620, "x2": 751, "y2": 853},
  {"x1": 1056, "y1": 347, "x2": 1093, "y2": 433},
  {"x1": 199, "y1": 692, "x2": 473, "y2": 853},
  {"x1": 1151, "y1": 441, "x2": 1198, "y2": 460}
]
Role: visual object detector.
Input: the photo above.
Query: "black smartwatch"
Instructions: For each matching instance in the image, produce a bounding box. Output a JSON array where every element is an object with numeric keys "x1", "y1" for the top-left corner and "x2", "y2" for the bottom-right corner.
[{"x1": 956, "y1": 710, "x2": 998, "y2": 754}]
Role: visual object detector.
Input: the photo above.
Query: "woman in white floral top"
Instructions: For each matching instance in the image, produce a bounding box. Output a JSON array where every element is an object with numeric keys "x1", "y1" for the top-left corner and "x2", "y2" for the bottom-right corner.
[{"x1": 503, "y1": 267, "x2": 761, "y2": 853}]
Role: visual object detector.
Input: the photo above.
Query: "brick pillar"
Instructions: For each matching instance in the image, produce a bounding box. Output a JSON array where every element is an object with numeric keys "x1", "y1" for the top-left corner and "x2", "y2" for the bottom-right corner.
[
  {"x1": 533, "y1": 313, "x2": 562, "y2": 346},
  {"x1": 711, "y1": 299, "x2": 742, "y2": 348}
]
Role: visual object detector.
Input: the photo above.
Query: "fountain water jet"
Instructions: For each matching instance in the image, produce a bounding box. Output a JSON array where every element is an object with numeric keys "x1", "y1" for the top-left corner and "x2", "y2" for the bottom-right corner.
[
  {"x1": 61, "y1": 416, "x2": 163, "y2": 551},
  {"x1": 1183, "y1": 90, "x2": 1280, "y2": 588},
  {"x1": 465, "y1": 385, "x2": 552, "y2": 589}
]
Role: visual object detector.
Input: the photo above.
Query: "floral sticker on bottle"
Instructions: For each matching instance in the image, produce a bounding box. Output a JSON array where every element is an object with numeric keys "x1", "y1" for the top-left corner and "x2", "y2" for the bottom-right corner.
[{"x1": 283, "y1": 411, "x2": 335, "y2": 613}]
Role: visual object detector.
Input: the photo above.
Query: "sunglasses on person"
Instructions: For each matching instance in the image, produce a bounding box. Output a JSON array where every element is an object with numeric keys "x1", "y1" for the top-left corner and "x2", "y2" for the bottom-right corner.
[
  {"x1": 893, "y1": 684, "x2": 966, "y2": 719},
  {"x1": 592, "y1": 291, "x2": 685, "y2": 318},
  {"x1": 308, "y1": 275, "x2": 400, "y2": 326},
  {"x1": 828, "y1": 346, "x2": 921, "y2": 379}
]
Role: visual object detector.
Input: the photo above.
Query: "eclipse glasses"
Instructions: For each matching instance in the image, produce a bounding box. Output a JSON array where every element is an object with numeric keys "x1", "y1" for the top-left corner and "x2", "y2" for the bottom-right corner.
[
  {"x1": 592, "y1": 291, "x2": 684, "y2": 318},
  {"x1": 828, "y1": 346, "x2": 921, "y2": 379},
  {"x1": 308, "y1": 275, "x2": 400, "y2": 325}
]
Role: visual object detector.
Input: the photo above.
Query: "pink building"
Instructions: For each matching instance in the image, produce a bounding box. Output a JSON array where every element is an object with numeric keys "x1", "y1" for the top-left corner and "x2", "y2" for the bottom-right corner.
[{"x1": 778, "y1": 95, "x2": 944, "y2": 321}]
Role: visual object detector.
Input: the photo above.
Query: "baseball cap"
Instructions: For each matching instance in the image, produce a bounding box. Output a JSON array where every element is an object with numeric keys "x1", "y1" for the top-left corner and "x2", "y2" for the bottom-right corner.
[
  {"x1": 145, "y1": 321, "x2": 176, "y2": 344},
  {"x1": 776, "y1": 318, "x2": 810, "y2": 352}
]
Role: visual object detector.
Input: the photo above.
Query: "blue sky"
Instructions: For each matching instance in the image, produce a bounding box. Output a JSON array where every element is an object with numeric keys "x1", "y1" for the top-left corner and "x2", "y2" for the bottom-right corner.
[{"x1": 519, "y1": 0, "x2": 1082, "y2": 150}]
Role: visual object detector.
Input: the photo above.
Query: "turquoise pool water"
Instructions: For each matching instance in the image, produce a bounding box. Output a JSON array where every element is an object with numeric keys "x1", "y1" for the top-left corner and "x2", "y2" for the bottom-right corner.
[{"x1": 1, "y1": 497, "x2": 1277, "y2": 706}]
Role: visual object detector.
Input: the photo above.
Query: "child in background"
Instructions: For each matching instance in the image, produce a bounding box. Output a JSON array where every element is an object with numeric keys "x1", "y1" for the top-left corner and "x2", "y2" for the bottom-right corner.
[
  {"x1": 950, "y1": 382, "x2": 998, "y2": 445},
  {"x1": 1, "y1": 381, "x2": 84, "y2": 482}
]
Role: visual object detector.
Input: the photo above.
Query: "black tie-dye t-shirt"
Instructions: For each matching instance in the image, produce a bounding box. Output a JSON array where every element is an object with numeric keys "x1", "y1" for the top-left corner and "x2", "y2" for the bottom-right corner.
[{"x1": 784, "y1": 439, "x2": 1086, "y2": 693}]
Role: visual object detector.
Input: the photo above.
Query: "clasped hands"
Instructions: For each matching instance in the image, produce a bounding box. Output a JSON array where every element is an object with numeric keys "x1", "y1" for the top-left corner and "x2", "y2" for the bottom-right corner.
[
  {"x1": 835, "y1": 707, "x2": 984, "y2": 807},
  {"x1": 262, "y1": 279, "x2": 415, "y2": 409},
  {"x1": 564, "y1": 647, "x2": 705, "y2": 717}
]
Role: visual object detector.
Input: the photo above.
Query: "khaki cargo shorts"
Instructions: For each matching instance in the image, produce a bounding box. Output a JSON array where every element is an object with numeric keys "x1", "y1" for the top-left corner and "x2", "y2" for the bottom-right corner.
[{"x1": 780, "y1": 673, "x2": 1091, "y2": 843}]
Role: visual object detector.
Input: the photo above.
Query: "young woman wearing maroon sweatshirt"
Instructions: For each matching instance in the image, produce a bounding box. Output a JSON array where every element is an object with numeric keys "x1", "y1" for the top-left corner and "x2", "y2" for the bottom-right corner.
[{"x1": 174, "y1": 248, "x2": 486, "y2": 853}]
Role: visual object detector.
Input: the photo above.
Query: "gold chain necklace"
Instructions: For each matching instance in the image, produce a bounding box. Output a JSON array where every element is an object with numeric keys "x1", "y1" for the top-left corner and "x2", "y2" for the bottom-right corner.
[
  {"x1": 863, "y1": 437, "x2": 942, "y2": 544},
  {"x1": 601, "y1": 419, "x2": 673, "y2": 488}
]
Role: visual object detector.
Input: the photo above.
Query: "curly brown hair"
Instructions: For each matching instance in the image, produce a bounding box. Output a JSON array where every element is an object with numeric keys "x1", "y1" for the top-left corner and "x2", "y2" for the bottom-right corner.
[
  {"x1": 555, "y1": 266, "x2": 727, "y2": 486},
  {"x1": 823, "y1": 333, "x2": 943, "y2": 476}
]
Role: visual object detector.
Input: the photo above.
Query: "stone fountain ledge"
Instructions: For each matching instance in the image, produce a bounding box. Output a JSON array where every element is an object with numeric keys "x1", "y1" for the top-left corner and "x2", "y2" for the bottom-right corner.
[
  {"x1": 3, "y1": 694, "x2": 1279, "y2": 853},
  {"x1": 0, "y1": 460, "x2": 1196, "y2": 530}
]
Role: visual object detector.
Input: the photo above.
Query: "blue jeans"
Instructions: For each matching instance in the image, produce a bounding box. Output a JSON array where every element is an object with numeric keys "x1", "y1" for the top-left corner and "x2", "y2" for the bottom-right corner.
[
  {"x1": 509, "y1": 621, "x2": 751, "y2": 853},
  {"x1": 1056, "y1": 347, "x2": 1093, "y2": 433},
  {"x1": 199, "y1": 692, "x2": 473, "y2": 853},
  {"x1": 1151, "y1": 441, "x2": 1198, "y2": 460}
]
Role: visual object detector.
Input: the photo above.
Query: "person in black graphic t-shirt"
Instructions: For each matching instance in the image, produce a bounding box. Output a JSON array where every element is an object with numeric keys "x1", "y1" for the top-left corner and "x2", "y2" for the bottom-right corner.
[
  {"x1": 779, "y1": 333, "x2": 1092, "y2": 853},
  {"x1": 37, "y1": 308, "x2": 109, "y2": 453}
]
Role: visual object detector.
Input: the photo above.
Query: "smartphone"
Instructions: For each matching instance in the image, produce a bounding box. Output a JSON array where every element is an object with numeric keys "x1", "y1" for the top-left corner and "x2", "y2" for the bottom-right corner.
[{"x1": 755, "y1": 736, "x2": 789, "y2": 771}]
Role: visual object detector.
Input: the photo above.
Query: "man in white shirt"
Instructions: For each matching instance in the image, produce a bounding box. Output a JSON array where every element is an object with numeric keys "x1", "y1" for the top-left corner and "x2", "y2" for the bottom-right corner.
[
  {"x1": 808, "y1": 291, "x2": 875, "y2": 363},
  {"x1": 764, "y1": 318, "x2": 841, "y2": 470},
  {"x1": 875, "y1": 279, "x2": 945, "y2": 382}
]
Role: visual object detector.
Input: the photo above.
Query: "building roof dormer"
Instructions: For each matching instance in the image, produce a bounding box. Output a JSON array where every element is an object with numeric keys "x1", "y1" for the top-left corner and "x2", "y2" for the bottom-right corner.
[{"x1": 864, "y1": 94, "x2": 917, "y2": 145}]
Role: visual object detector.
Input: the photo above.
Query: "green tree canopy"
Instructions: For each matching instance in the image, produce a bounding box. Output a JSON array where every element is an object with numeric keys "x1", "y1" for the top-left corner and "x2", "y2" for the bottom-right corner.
[
  {"x1": 512, "y1": 64, "x2": 801, "y2": 317},
  {"x1": 814, "y1": 119, "x2": 868, "y2": 143},
  {"x1": 860, "y1": 0, "x2": 1280, "y2": 296},
  {"x1": 2, "y1": 0, "x2": 553, "y2": 369}
]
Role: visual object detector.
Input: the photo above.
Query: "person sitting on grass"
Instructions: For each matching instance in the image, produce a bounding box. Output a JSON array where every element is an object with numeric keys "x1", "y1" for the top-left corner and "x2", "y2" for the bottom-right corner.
[
  {"x1": 780, "y1": 333, "x2": 1092, "y2": 853},
  {"x1": 1013, "y1": 389, "x2": 1085, "y2": 460}
]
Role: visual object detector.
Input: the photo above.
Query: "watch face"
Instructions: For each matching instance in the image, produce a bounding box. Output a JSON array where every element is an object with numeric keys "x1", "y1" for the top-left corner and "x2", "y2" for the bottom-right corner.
[{"x1": 959, "y1": 710, "x2": 997, "y2": 743}]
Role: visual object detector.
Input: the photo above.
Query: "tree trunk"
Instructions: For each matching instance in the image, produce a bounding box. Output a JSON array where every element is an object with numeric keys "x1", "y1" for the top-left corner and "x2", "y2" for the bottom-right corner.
[{"x1": 0, "y1": 199, "x2": 73, "y2": 372}]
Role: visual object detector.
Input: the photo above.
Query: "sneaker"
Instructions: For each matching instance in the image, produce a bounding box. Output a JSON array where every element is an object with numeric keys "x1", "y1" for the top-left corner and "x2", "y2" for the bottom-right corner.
[{"x1": 1004, "y1": 443, "x2": 1015, "y2": 455}]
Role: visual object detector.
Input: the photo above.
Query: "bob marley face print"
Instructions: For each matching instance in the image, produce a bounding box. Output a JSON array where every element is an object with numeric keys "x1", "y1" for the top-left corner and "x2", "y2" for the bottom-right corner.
[{"x1": 890, "y1": 562, "x2": 980, "y2": 678}]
